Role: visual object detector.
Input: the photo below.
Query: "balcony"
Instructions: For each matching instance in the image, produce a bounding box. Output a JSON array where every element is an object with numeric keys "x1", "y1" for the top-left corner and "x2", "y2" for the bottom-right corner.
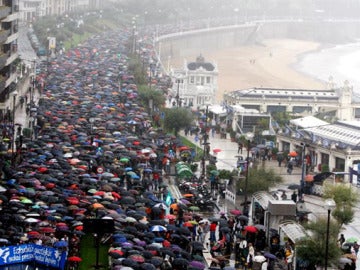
[
  {"x1": 0, "y1": 6, "x2": 11, "y2": 20},
  {"x1": 0, "y1": 53, "x2": 8, "y2": 68},
  {"x1": 0, "y1": 29, "x2": 10, "y2": 44}
]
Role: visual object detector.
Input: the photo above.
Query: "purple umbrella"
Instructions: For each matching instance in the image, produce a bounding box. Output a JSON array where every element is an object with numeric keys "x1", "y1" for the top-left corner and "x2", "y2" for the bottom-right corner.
[{"x1": 189, "y1": 260, "x2": 206, "y2": 269}]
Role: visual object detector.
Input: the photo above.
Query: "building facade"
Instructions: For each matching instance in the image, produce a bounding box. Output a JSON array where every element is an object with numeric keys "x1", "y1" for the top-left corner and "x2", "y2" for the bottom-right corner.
[
  {"x1": 18, "y1": 0, "x2": 101, "y2": 22},
  {"x1": 276, "y1": 116, "x2": 360, "y2": 184},
  {"x1": 170, "y1": 55, "x2": 218, "y2": 109},
  {"x1": 0, "y1": 0, "x2": 19, "y2": 102},
  {"x1": 223, "y1": 82, "x2": 360, "y2": 121}
]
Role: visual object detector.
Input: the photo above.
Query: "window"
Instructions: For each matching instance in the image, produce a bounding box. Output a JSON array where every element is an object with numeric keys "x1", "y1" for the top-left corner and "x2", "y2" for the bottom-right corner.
[
  {"x1": 196, "y1": 76, "x2": 201, "y2": 85},
  {"x1": 206, "y1": 76, "x2": 211, "y2": 84},
  {"x1": 190, "y1": 76, "x2": 194, "y2": 84},
  {"x1": 201, "y1": 77, "x2": 204, "y2": 85}
]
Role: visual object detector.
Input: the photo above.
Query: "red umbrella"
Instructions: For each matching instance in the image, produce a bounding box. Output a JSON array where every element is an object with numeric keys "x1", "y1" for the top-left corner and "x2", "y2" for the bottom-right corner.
[
  {"x1": 213, "y1": 148, "x2": 221, "y2": 153},
  {"x1": 229, "y1": 209, "x2": 242, "y2": 216},
  {"x1": 178, "y1": 146, "x2": 190, "y2": 151},
  {"x1": 129, "y1": 254, "x2": 145, "y2": 263},
  {"x1": 40, "y1": 227, "x2": 55, "y2": 233},
  {"x1": 244, "y1": 225, "x2": 258, "y2": 233},
  {"x1": 164, "y1": 214, "x2": 176, "y2": 220},
  {"x1": 305, "y1": 174, "x2": 314, "y2": 182},
  {"x1": 68, "y1": 256, "x2": 82, "y2": 262}
]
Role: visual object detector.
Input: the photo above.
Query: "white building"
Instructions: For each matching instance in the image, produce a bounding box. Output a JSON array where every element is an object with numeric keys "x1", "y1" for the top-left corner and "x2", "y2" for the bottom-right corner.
[
  {"x1": 223, "y1": 82, "x2": 360, "y2": 121},
  {"x1": 276, "y1": 116, "x2": 360, "y2": 184},
  {"x1": 170, "y1": 55, "x2": 218, "y2": 109},
  {"x1": 18, "y1": 0, "x2": 101, "y2": 22}
]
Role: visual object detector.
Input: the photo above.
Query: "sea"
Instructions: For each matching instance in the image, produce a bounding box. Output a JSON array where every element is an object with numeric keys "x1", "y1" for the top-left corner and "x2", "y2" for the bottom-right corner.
[{"x1": 296, "y1": 42, "x2": 360, "y2": 99}]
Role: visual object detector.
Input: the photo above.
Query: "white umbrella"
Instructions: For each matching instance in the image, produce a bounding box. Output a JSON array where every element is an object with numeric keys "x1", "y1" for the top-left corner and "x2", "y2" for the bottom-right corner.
[
  {"x1": 253, "y1": 255, "x2": 266, "y2": 263},
  {"x1": 24, "y1": 218, "x2": 40, "y2": 223}
]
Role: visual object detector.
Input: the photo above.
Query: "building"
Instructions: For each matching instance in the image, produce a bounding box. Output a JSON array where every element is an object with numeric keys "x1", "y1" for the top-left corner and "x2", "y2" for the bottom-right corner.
[
  {"x1": 276, "y1": 116, "x2": 360, "y2": 184},
  {"x1": 19, "y1": 0, "x2": 101, "y2": 23},
  {"x1": 0, "y1": 1, "x2": 19, "y2": 102},
  {"x1": 223, "y1": 82, "x2": 360, "y2": 121},
  {"x1": 170, "y1": 55, "x2": 218, "y2": 108}
]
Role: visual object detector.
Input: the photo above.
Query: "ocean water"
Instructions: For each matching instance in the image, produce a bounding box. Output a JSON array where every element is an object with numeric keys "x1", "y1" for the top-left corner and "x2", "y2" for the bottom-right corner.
[{"x1": 297, "y1": 42, "x2": 360, "y2": 97}]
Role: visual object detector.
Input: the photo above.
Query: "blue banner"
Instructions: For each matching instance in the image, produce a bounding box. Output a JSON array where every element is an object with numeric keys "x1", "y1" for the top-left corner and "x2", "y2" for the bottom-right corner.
[{"x1": 0, "y1": 244, "x2": 67, "y2": 269}]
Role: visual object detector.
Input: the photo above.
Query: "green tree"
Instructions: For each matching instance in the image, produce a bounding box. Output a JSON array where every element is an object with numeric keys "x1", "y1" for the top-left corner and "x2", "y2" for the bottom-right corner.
[
  {"x1": 237, "y1": 167, "x2": 283, "y2": 195},
  {"x1": 322, "y1": 183, "x2": 359, "y2": 227},
  {"x1": 297, "y1": 218, "x2": 341, "y2": 269},
  {"x1": 163, "y1": 108, "x2": 193, "y2": 136},
  {"x1": 137, "y1": 85, "x2": 166, "y2": 110}
]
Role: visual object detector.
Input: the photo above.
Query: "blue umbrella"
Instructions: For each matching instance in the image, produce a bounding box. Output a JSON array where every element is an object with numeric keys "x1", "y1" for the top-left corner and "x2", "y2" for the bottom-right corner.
[{"x1": 54, "y1": 240, "x2": 68, "y2": 248}]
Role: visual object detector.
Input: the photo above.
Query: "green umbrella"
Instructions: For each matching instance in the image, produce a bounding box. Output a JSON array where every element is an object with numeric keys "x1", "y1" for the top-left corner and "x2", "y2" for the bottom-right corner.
[
  {"x1": 177, "y1": 168, "x2": 193, "y2": 178},
  {"x1": 120, "y1": 157, "x2": 130, "y2": 163},
  {"x1": 346, "y1": 237, "x2": 359, "y2": 243},
  {"x1": 210, "y1": 170, "x2": 219, "y2": 176},
  {"x1": 188, "y1": 206, "x2": 200, "y2": 211}
]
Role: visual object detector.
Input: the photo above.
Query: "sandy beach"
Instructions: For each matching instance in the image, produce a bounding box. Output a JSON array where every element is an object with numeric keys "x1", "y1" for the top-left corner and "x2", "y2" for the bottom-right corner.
[{"x1": 169, "y1": 39, "x2": 326, "y2": 102}]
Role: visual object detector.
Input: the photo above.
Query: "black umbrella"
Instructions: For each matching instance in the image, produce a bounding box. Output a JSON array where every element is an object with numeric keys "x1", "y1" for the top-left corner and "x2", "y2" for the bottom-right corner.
[
  {"x1": 172, "y1": 258, "x2": 189, "y2": 267},
  {"x1": 314, "y1": 172, "x2": 334, "y2": 182},
  {"x1": 287, "y1": 184, "x2": 301, "y2": 190}
]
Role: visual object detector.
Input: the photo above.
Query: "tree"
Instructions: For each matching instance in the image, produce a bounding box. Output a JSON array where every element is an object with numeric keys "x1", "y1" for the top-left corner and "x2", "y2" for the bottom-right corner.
[
  {"x1": 322, "y1": 183, "x2": 359, "y2": 227},
  {"x1": 137, "y1": 85, "x2": 166, "y2": 110},
  {"x1": 163, "y1": 108, "x2": 193, "y2": 136},
  {"x1": 297, "y1": 218, "x2": 342, "y2": 269},
  {"x1": 237, "y1": 167, "x2": 283, "y2": 195}
]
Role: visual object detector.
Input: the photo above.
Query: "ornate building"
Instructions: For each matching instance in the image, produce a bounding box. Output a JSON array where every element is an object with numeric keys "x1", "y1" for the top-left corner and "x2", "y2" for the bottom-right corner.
[
  {"x1": 170, "y1": 55, "x2": 218, "y2": 109},
  {"x1": 223, "y1": 82, "x2": 360, "y2": 121}
]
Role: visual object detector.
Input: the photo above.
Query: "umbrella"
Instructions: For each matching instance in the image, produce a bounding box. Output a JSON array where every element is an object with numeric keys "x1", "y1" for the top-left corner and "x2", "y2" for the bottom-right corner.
[
  {"x1": 229, "y1": 209, "x2": 241, "y2": 216},
  {"x1": 150, "y1": 225, "x2": 167, "y2": 232},
  {"x1": 68, "y1": 256, "x2": 82, "y2": 262},
  {"x1": 346, "y1": 237, "x2": 358, "y2": 243},
  {"x1": 188, "y1": 206, "x2": 200, "y2": 211},
  {"x1": 164, "y1": 214, "x2": 176, "y2": 220},
  {"x1": 254, "y1": 224, "x2": 266, "y2": 231},
  {"x1": 288, "y1": 151, "x2": 298, "y2": 157},
  {"x1": 172, "y1": 258, "x2": 189, "y2": 267},
  {"x1": 189, "y1": 260, "x2": 206, "y2": 269},
  {"x1": 253, "y1": 255, "x2": 266, "y2": 263},
  {"x1": 264, "y1": 252, "x2": 277, "y2": 260},
  {"x1": 244, "y1": 225, "x2": 257, "y2": 233},
  {"x1": 304, "y1": 174, "x2": 314, "y2": 182},
  {"x1": 210, "y1": 170, "x2": 219, "y2": 176},
  {"x1": 314, "y1": 172, "x2": 334, "y2": 182},
  {"x1": 287, "y1": 184, "x2": 301, "y2": 190},
  {"x1": 212, "y1": 149, "x2": 221, "y2": 153},
  {"x1": 129, "y1": 254, "x2": 145, "y2": 263}
]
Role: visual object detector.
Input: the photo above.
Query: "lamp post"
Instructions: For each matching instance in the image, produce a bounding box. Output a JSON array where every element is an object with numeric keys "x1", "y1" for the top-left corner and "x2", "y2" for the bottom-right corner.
[
  {"x1": 201, "y1": 105, "x2": 209, "y2": 177},
  {"x1": 243, "y1": 132, "x2": 254, "y2": 216},
  {"x1": 89, "y1": 117, "x2": 95, "y2": 145},
  {"x1": 300, "y1": 142, "x2": 308, "y2": 199},
  {"x1": 175, "y1": 78, "x2": 182, "y2": 107},
  {"x1": 11, "y1": 90, "x2": 18, "y2": 165},
  {"x1": 324, "y1": 198, "x2": 336, "y2": 270}
]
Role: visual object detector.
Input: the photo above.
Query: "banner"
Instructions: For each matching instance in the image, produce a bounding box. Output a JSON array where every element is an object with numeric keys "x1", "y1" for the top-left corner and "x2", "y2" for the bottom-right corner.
[{"x1": 0, "y1": 244, "x2": 67, "y2": 269}]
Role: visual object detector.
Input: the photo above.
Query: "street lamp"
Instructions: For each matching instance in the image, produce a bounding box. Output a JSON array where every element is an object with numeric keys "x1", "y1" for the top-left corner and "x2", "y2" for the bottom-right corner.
[
  {"x1": 243, "y1": 132, "x2": 254, "y2": 216},
  {"x1": 324, "y1": 198, "x2": 336, "y2": 270},
  {"x1": 300, "y1": 142, "x2": 308, "y2": 199},
  {"x1": 201, "y1": 105, "x2": 210, "y2": 177},
  {"x1": 11, "y1": 90, "x2": 18, "y2": 165},
  {"x1": 89, "y1": 117, "x2": 95, "y2": 144},
  {"x1": 175, "y1": 78, "x2": 182, "y2": 107}
]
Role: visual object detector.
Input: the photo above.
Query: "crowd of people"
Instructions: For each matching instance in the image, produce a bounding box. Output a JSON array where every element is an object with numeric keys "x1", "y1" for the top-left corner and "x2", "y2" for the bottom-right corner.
[{"x1": 0, "y1": 26, "x2": 221, "y2": 270}]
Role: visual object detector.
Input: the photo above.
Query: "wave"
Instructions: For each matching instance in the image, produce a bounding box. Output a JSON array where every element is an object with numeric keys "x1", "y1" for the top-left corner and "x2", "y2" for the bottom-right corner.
[{"x1": 297, "y1": 42, "x2": 360, "y2": 93}]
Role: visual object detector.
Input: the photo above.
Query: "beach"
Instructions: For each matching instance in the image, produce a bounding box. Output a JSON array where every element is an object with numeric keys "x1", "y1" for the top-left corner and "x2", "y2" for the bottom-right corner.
[{"x1": 169, "y1": 39, "x2": 327, "y2": 102}]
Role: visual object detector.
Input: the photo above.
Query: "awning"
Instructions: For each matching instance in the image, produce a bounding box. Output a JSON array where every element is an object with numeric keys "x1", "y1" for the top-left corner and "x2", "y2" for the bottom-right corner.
[
  {"x1": 252, "y1": 191, "x2": 275, "y2": 210},
  {"x1": 279, "y1": 221, "x2": 307, "y2": 244}
]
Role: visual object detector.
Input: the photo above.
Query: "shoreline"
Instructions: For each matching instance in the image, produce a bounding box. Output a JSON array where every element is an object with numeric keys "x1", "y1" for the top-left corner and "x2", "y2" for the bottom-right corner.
[{"x1": 168, "y1": 38, "x2": 328, "y2": 103}]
